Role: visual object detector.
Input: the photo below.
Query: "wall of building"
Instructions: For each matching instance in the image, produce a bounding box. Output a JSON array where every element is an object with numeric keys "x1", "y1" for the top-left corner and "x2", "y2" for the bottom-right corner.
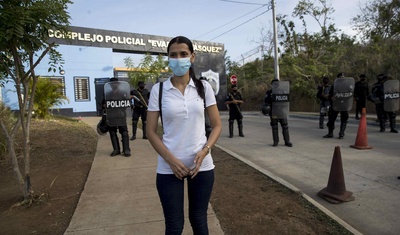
[
  {"x1": 2, "y1": 45, "x2": 114, "y2": 116},
  {"x1": 2, "y1": 27, "x2": 227, "y2": 116}
]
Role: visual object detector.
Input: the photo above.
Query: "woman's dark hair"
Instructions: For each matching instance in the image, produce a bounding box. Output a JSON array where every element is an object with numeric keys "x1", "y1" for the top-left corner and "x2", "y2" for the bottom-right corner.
[{"x1": 167, "y1": 36, "x2": 205, "y2": 100}]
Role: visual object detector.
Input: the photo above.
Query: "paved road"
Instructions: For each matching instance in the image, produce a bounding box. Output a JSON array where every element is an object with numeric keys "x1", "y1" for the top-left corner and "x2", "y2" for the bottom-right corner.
[{"x1": 216, "y1": 112, "x2": 400, "y2": 235}]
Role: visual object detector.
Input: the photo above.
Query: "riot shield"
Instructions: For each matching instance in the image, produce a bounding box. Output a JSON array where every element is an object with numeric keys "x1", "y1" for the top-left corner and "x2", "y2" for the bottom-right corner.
[
  {"x1": 384, "y1": 79, "x2": 399, "y2": 112},
  {"x1": 271, "y1": 81, "x2": 290, "y2": 119},
  {"x1": 333, "y1": 77, "x2": 355, "y2": 112},
  {"x1": 104, "y1": 81, "x2": 131, "y2": 127}
]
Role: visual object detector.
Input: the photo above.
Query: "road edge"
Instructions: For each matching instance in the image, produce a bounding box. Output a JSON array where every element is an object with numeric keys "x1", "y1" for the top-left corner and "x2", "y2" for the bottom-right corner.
[{"x1": 215, "y1": 144, "x2": 363, "y2": 235}]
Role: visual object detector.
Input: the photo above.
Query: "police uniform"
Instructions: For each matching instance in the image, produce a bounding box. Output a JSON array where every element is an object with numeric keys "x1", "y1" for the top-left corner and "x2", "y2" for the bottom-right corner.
[
  {"x1": 369, "y1": 74, "x2": 385, "y2": 123},
  {"x1": 316, "y1": 77, "x2": 332, "y2": 129},
  {"x1": 323, "y1": 73, "x2": 349, "y2": 139},
  {"x1": 103, "y1": 77, "x2": 131, "y2": 157},
  {"x1": 225, "y1": 84, "x2": 244, "y2": 138},
  {"x1": 264, "y1": 80, "x2": 292, "y2": 147},
  {"x1": 375, "y1": 76, "x2": 398, "y2": 133},
  {"x1": 354, "y1": 74, "x2": 369, "y2": 120},
  {"x1": 130, "y1": 81, "x2": 150, "y2": 140}
]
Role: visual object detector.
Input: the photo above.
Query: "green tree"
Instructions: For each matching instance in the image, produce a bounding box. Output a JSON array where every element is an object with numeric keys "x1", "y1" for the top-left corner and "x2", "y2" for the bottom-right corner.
[
  {"x1": 351, "y1": 0, "x2": 400, "y2": 78},
  {"x1": 352, "y1": 0, "x2": 400, "y2": 42},
  {"x1": 30, "y1": 77, "x2": 69, "y2": 119},
  {"x1": 124, "y1": 54, "x2": 169, "y2": 86},
  {"x1": 276, "y1": 0, "x2": 359, "y2": 99},
  {"x1": 0, "y1": 0, "x2": 71, "y2": 203},
  {"x1": 278, "y1": 0, "x2": 342, "y2": 78}
]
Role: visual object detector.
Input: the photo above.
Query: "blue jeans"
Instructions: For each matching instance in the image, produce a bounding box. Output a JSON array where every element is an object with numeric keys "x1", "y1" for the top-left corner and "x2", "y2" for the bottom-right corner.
[{"x1": 156, "y1": 170, "x2": 214, "y2": 235}]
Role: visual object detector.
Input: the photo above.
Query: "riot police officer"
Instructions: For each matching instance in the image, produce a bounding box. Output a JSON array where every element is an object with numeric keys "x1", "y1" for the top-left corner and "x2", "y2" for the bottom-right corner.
[
  {"x1": 354, "y1": 74, "x2": 369, "y2": 120},
  {"x1": 130, "y1": 81, "x2": 149, "y2": 140},
  {"x1": 316, "y1": 76, "x2": 332, "y2": 129},
  {"x1": 368, "y1": 74, "x2": 385, "y2": 123},
  {"x1": 375, "y1": 76, "x2": 398, "y2": 133},
  {"x1": 264, "y1": 79, "x2": 292, "y2": 147},
  {"x1": 323, "y1": 73, "x2": 351, "y2": 139},
  {"x1": 104, "y1": 77, "x2": 131, "y2": 157},
  {"x1": 225, "y1": 84, "x2": 244, "y2": 138}
]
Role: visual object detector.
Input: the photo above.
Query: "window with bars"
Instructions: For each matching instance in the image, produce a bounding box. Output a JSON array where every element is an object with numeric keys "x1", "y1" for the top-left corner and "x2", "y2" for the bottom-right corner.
[{"x1": 74, "y1": 77, "x2": 90, "y2": 101}]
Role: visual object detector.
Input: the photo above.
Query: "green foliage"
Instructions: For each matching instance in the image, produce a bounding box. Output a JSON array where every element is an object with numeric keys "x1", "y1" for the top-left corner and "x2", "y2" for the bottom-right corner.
[
  {"x1": 226, "y1": 0, "x2": 400, "y2": 112},
  {"x1": 352, "y1": 0, "x2": 400, "y2": 41},
  {"x1": 0, "y1": 103, "x2": 17, "y2": 159},
  {"x1": 0, "y1": 0, "x2": 72, "y2": 201},
  {"x1": 124, "y1": 54, "x2": 169, "y2": 86},
  {"x1": 0, "y1": 0, "x2": 72, "y2": 79},
  {"x1": 30, "y1": 77, "x2": 69, "y2": 119}
]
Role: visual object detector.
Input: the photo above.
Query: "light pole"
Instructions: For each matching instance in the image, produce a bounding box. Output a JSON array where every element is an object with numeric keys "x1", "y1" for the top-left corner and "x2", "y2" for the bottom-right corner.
[{"x1": 271, "y1": 0, "x2": 279, "y2": 80}]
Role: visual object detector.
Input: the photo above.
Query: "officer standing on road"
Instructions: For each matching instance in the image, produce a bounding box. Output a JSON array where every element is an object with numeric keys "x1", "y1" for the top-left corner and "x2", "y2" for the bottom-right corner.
[
  {"x1": 130, "y1": 81, "x2": 149, "y2": 140},
  {"x1": 323, "y1": 73, "x2": 351, "y2": 139},
  {"x1": 376, "y1": 75, "x2": 398, "y2": 133},
  {"x1": 316, "y1": 76, "x2": 332, "y2": 129},
  {"x1": 368, "y1": 74, "x2": 385, "y2": 123},
  {"x1": 225, "y1": 84, "x2": 244, "y2": 138},
  {"x1": 354, "y1": 74, "x2": 369, "y2": 120},
  {"x1": 103, "y1": 77, "x2": 131, "y2": 157},
  {"x1": 264, "y1": 79, "x2": 293, "y2": 147}
]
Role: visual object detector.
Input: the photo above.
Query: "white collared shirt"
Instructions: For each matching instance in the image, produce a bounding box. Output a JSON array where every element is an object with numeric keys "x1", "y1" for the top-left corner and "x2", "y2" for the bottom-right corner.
[{"x1": 148, "y1": 77, "x2": 217, "y2": 174}]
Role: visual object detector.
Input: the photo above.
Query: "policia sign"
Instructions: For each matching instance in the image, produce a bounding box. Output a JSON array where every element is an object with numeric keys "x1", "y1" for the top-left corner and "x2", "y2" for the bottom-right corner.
[
  {"x1": 106, "y1": 100, "x2": 131, "y2": 108},
  {"x1": 104, "y1": 81, "x2": 131, "y2": 127},
  {"x1": 271, "y1": 80, "x2": 290, "y2": 119}
]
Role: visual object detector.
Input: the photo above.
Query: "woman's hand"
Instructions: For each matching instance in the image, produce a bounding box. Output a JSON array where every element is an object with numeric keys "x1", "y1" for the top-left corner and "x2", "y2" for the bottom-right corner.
[
  {"x1": 166, "y1": 157, "x2": 191, "y2": 180},
  {"x1": 190, "y1": 148, "x2": 208, "y2": 179},
  {"x1": 147, "y1": 111, "x2": 190, "y2": 180}
]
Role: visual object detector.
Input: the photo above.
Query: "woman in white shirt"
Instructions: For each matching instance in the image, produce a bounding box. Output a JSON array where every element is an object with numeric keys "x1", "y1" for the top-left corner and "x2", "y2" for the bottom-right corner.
[{"x1": 147, "y1": 36, "x2": 222, "y2": 235}]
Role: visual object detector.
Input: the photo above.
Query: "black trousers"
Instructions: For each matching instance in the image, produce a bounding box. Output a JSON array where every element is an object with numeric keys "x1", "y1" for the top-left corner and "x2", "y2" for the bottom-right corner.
[
  {"x1": 327, "y1": 110, "x2": 349, "y2": 130},
  {"x1": 132, "y1": 107, "x2": 147, "y2": 122},
  {"x1": 355, "y1": 98, "x2": 367, "y2": 117}
]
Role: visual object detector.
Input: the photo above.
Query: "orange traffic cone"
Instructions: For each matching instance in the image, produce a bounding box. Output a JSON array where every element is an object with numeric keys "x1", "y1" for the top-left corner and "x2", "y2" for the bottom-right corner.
[
  {"x1": 317, "y1": 146, "x2": 355, "y2": 204},
  {"x1": 350, "y1": 108, "x2": 372, "y2": 150}
]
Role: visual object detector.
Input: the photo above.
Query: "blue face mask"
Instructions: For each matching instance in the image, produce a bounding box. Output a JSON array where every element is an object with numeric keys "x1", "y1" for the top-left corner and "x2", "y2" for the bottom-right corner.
[{"x1": 168, "y1": 58, "x2": 191, "y2": 76}]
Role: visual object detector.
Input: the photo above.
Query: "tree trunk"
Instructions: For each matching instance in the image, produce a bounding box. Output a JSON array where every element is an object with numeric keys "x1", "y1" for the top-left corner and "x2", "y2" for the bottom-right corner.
[{"x1": 6, "y1": 136, "x2": 28, "y2": 199}]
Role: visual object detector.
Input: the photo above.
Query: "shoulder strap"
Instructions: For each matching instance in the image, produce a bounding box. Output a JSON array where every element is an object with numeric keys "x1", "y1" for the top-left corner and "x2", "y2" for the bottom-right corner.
[
  {"x1": 159, "y1": 81, "x2": 206, "y2": 126},
  {"x1": 159, "y1": 82, "x2": 163, "y2": 127},
  {"x1": 203, "y1": 89, "x2": 206, "y2": 108}
]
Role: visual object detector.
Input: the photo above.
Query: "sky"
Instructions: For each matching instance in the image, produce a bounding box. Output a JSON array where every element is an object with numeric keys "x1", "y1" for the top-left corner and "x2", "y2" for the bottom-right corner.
[{"x1": 67, "y1": 0, "x2": 364, "y2": 67}]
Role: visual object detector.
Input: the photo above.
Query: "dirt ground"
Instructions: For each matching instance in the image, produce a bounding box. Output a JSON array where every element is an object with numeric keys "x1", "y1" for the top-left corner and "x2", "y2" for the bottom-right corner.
[{"x1": 0, "y1": 117, "x2": 351, "y2": 235}]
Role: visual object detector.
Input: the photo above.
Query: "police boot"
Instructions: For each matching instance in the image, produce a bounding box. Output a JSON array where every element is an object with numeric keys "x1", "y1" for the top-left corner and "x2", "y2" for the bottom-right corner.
[
  {"x1": 379, "y1": 119, "x2": 386, "y2": 132},
  {"x1": 389, "y1": 118, "x2": 398, "y2": 133},
  {"x1": 271, "y1": 125, "x2": 279, "y2": 146},
  {"x1": 323, "y1": 127, "x2": 334, "y2": 138},
  {"x1": 142, "y1": 121, "x2": 148, "y2": 139},
  {"x1": 282, "y1": 126, "x2": 293, "y2": 147},
  {"x1": 131, "y1": 120, "x2": 138, "y2": 140},
  {"x1": 121, "y1": 131, "x2": 131, "y2": 157},
  {"x1": 338, "y1": 122, "x2": 347, "y2": 139},
  {"x1": 229, "y1": 121, "x2": 234, "y2": 138},
  {"x1": 109, "y1": 131, "x2": 120, "y2": 157},
  {"x1": 319, "y1": 115, "x2": 324, "y2": 129},
  {"x1": 238, "y1": 120, "x2": 245, "y2": 137}
]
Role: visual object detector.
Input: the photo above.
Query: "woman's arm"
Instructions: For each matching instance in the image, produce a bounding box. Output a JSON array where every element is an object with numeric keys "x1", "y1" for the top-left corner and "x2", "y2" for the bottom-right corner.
[
  {"x1": 146, "y1": 111, "x2": 190, "y2": 180},
  {"x1": 190, "y1": 104, "x2": 222, "y2": 178}
]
